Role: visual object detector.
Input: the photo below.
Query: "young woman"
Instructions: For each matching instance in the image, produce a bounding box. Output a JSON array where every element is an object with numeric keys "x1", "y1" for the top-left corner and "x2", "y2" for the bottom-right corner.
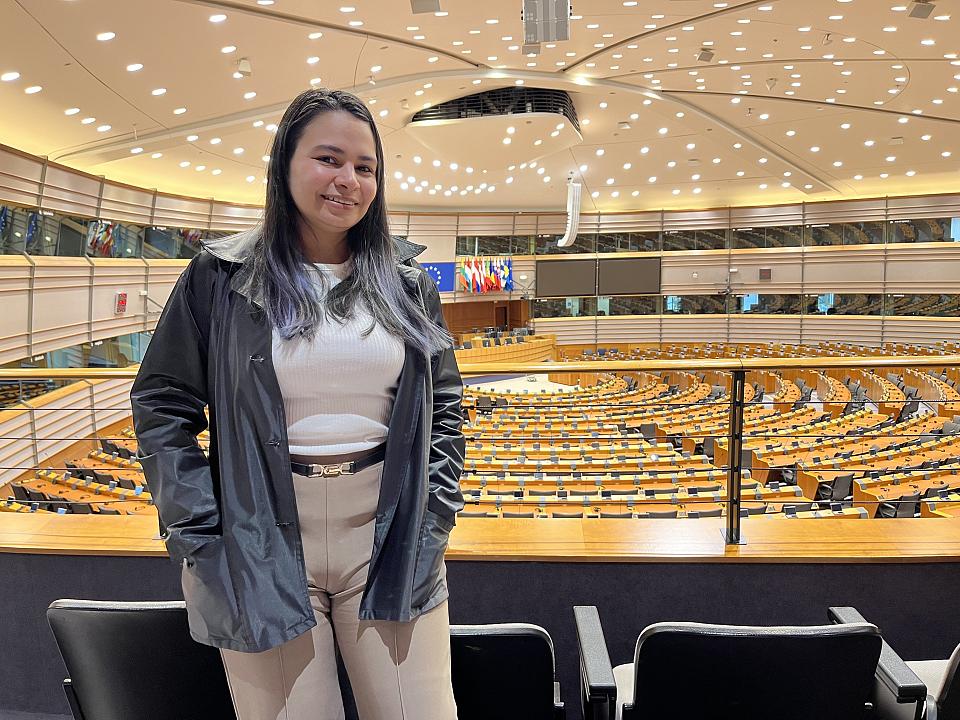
[{"x1": 131, "y1": 88, "x2": 465, "y2": 719}]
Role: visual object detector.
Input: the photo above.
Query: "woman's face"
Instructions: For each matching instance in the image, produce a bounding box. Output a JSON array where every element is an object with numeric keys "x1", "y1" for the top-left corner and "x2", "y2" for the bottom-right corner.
[{"x1": 288, "y1": 110, "x2": 379, "y2": 237}]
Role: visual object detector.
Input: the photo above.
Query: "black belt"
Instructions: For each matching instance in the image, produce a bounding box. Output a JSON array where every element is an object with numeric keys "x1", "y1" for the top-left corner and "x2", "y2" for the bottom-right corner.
[{"x1": 290, "y1": 444, "x2": 386, "y2": 478}]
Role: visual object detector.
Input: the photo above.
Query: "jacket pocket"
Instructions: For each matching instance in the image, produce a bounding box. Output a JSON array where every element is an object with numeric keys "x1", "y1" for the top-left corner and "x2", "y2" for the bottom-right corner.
[
  {"x1": 411, "y1": 510, "x2": 454, "y2": 610},
  {"x1": 180, "y1": 537, "x2": 245, "y2": 644}
]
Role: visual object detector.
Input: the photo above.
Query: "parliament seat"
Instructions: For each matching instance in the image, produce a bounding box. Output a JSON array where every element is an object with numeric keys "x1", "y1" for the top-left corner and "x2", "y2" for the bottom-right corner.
[
  {"x1": 47, "y1": 599, "x2": 564, "y2": 720},
  {"x1": 451, "y1": 623, "x2": 566, "y2": 719},
  {"x1": 574, "y1": 604, "x2": 923, "y2": 720},
  {"x1": 46, "y1": 600, "x2": 236, "y2": 720}
]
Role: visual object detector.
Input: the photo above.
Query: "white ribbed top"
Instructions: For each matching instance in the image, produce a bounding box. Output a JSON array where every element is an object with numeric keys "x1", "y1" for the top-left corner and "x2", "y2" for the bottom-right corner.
[{"x1": 272, "y1": 257, "x2": 405, "y2": 455}]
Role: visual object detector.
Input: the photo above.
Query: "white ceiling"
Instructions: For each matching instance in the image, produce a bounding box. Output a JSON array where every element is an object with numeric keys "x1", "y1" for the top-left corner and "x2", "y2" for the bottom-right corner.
[{"x1": 1, "y1": 0, "x2": 959, "y2": 214}]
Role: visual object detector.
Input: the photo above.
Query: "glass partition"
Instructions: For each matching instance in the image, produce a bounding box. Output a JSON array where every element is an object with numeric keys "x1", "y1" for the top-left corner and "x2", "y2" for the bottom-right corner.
[
  {"x1": 532, "y1": 296, "x2": 598, "y2": 318},
  {"x1": 662, "y1": 228, "x2": 728, "y2": 251},
  {"x1": 731, "y1": 225, "x2": 803, "y2": 249},
  {"x1": 736, "y1": 293, "x2": 802, "y2": 314},
  {"x1": 597, "y1": 295, "x2": 660, "y2": 316},
  {"x1": 887, "y1": 218, "x2": 960, "y2": 244},
  {"x1": 886, "y1": 293, "x2": 960, "y2": 316},
  {"x1": 596, "y1": 231, "x2": 661, "y2": 253},
  {"x1": 804, "y1": 221, "x2": 885, "y2": 246},
  {"x1": 534, "y1": 233, "x2": 596, "y2": 254},
  {"x1": 804, "y1": 293, "x2": 883, "y2": 315},
  {"x1": 662, "y1": 294, "x2": 731, "y2": 314}
]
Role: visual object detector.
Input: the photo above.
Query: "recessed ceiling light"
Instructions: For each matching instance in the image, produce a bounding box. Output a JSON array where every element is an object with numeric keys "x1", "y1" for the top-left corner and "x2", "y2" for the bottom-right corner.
[
  {"x1": 234, "y1": 147, "x2": 245, "y2": 155},
  {"x1": 246, "y1": 176, "x2": 256, "y2": 183},
  {"x1": 96, "y1": 124, "x2": 111, "y2": 132},
  {"x1": 922, "y1": 134, "x2": 932, "y2": 140},
  {"x1": 244, "y1": 91, "x2": 257, "y2": 99},
  {"x1": 486, "y1": 18, "x2": 499, "y2": 24},
  {"x1": 428, "y1": 56, "x2": 439, "y2": 63},
  {"x1": 151, "y1": 152, "x2": 163, "y2": 159},
  {"x1": 1, "y1": 71, "x2": 20, "y2": 82},
  {"x1": 209, "y1": 14, "x2": 227, "y2": 23},
  {"x1": 81, "y1": 117, "x2": 96, "y2": 124},
  {"x1": 126, "y1": 63, "x2": 143, "y2": 72},
  {"x1": 348, "y1": 19, "x2": 363, "y2": 26},
  {"x1": 810, "y1": 146, "x2": 820, "y2": 152},
  {"x1": 151, "y1": 88, "x2": 166, "y2": 96},
  {"x1": 221, "y1": 46, "x2": 237, "y2": 54},
  {"x1": 64, "y1": 107, "x2": 80, "y2": 115},
  {"x1": 196, "y1": 165, "x2": 206, "y2": 172},
  {"x1": 864, "y1": 140, "x2": 875, "y2": 147},
  {"x1": 309, "y1": 32, "x2": 323, "y2": 39},
  {"x1": 24, "y1": 85, "x2": 42, "y2": 94},
  {"x1": 96, "y1": 31, "x2": 116, "y2": 41},
  {"x1": 942, "y1": 151, "x2": 953, "y2": 157},
  {"x1": 130, "y1": 147, "x2": 143, "y2": 154},
  {"x1": 186, "y1": 134, "x2": 199, "y2": 141},
  {"x1": 886, "y1": 155, "x2": 896, "y2": 162}
]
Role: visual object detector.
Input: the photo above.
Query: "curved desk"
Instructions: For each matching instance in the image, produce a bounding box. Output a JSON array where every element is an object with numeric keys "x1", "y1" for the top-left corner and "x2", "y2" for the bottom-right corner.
[{"x1": 3, "y1": 514, "x2": 960, "y2": 719}]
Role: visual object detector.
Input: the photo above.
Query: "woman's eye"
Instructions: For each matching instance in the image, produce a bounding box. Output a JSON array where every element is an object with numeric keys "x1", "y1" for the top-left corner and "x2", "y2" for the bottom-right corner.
[
  {"x1": 316, "y1": 156, "x2": 336, "y2": 164},
  {"x1": 359, "y1": 166, "x2": 375, "y2": 174}
]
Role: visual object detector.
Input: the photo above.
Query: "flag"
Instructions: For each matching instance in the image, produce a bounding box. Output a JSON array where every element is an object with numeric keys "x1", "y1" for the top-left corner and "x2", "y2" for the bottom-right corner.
[
  {"x1": 504, "y1": 258, "x2": 514, "y2": 291},
  {"x1": 420, "y1": 262, "x2": 456, "y2": 292}
]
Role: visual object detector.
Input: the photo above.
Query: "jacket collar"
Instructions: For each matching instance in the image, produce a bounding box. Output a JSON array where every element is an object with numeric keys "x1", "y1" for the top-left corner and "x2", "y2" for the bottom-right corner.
[{"x1": 200, "y1": 227, "x2": 427, "y2": 307}]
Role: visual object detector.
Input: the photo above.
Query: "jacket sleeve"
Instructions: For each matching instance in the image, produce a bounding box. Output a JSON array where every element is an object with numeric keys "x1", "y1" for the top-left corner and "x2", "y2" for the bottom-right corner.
[
  {"x1": 419, "y1": 273, "x2": 466, "y2": 523},
  {"x1": 130, "y1": 255, "x2": 219, "y2": 564}
]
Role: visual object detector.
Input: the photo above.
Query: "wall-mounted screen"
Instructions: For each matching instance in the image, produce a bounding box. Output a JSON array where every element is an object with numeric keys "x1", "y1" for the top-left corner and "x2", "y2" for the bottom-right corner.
[
  {"x1": 597, "y1": 257, "x2": 661, "y2": 295},
  {"x1": 535, "y1": 258, "x2": 596, "y2": 297}
]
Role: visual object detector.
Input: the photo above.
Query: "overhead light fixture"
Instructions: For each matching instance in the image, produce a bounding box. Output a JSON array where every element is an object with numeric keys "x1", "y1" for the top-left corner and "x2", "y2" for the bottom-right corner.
[
  {"x1": 822, "y1": 32, "x2": 833, "y2": 45},
  {"x1": 908, "y1": 0, "x2": 935, "y2": 18},
  {"x1": 236, "y1": 57, "x2": 252, "y2": 77},
  {"x1": 696, "y1": 47, "x2": 715, "y2": 62}
]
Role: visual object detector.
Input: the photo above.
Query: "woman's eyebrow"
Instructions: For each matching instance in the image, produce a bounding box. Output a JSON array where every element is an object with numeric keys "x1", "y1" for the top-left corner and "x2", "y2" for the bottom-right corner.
[{"x1": 310, "y1": 143, "x2": 376, "y2": 163}]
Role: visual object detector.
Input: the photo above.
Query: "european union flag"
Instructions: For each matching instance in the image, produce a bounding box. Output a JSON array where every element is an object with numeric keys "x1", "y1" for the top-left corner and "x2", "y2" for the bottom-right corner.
[{"x1": 420, "y1": 262, "x2": 456, "y2": 292}]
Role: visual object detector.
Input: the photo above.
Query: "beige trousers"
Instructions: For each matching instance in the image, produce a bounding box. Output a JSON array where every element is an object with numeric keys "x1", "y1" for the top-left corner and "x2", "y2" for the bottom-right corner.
[{"x1": 220, "y1": 460, "x2": 458, "y2": 720}]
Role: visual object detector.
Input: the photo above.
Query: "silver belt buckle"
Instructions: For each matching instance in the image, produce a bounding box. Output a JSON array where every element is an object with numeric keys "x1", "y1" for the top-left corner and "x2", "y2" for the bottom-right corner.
[{"x1": 310, "y1": 461, "x2": 355, "y2": 477}]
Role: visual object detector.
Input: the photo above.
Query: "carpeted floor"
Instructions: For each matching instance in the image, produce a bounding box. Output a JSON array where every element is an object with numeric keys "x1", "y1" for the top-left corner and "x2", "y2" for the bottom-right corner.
[{"x1": 0, "y1": 711, "x2": 72, "y2": 720}]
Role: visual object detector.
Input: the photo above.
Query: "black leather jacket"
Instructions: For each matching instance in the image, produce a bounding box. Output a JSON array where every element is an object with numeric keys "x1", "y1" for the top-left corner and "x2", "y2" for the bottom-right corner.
[{"x1": 130, "y1": 229, "x2": 465, "y2": 652}]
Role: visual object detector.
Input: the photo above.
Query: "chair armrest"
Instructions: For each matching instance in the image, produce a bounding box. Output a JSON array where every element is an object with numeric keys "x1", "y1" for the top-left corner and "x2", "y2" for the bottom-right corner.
[
  {"x1": 574, "y1": 605, "x2": 617, "y2": 720},
  {"x1": 829, "y1": 606, "x2": 927, "y2": 717}
]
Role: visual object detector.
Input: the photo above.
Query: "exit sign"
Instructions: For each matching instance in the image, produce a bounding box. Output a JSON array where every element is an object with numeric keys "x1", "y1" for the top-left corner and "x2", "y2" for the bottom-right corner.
[{"x1": 115, "y1": 291, "x2": 128, "y2": 314}]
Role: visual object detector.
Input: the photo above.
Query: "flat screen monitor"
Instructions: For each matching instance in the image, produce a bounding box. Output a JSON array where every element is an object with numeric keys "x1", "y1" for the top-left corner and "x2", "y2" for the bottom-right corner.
[
  {"x1": 597, "y1": 257, "x2": 661, "y2": 295},
  {"x1": 535, "y1": 259, "x2": 596, "y2": 297}
]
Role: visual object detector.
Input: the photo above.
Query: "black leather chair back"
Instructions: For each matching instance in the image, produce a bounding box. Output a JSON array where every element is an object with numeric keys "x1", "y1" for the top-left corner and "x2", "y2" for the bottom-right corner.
[
  {"x1": 624, "y1": 621, "x2": 881, "y2": 720},
  {"x1": 940, "y1": 644, "x2": 960, "y2": 720},
  {"x1": 47, "y1": 600, "x2": 235, "y2": 720},
  {"x1": 451, "y1": 623, "x2": 563, "y2": 719}
]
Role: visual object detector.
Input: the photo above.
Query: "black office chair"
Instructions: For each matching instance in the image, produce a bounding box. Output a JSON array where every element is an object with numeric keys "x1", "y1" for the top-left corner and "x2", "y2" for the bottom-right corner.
[
  {"x1": 46, "y1": 600, "x2": 236, "y2": 720},
  {"x1": 878, "y1": 491, "x2": 921, "y2": 519},
  {"x1": 451, "y1": 623, "x2": 565, "y2": 719},
  {"x1": 574, "y1": 605, "x2": 912, "y2": 720},
  {"x1": 817, "y1": 472, "x2": 855, "y2": 502}
]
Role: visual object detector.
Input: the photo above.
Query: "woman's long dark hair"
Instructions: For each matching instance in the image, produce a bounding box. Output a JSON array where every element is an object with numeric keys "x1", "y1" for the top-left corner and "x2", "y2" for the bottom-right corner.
[{"x1": 251, "y1": 88, "x2": 450, "y2": 356}]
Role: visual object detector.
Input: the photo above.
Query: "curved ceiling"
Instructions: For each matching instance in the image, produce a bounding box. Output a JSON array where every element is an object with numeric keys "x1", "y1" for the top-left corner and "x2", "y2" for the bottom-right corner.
[{"x1": 1, "y1": 0, "x2": 958, "y2": 213}]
